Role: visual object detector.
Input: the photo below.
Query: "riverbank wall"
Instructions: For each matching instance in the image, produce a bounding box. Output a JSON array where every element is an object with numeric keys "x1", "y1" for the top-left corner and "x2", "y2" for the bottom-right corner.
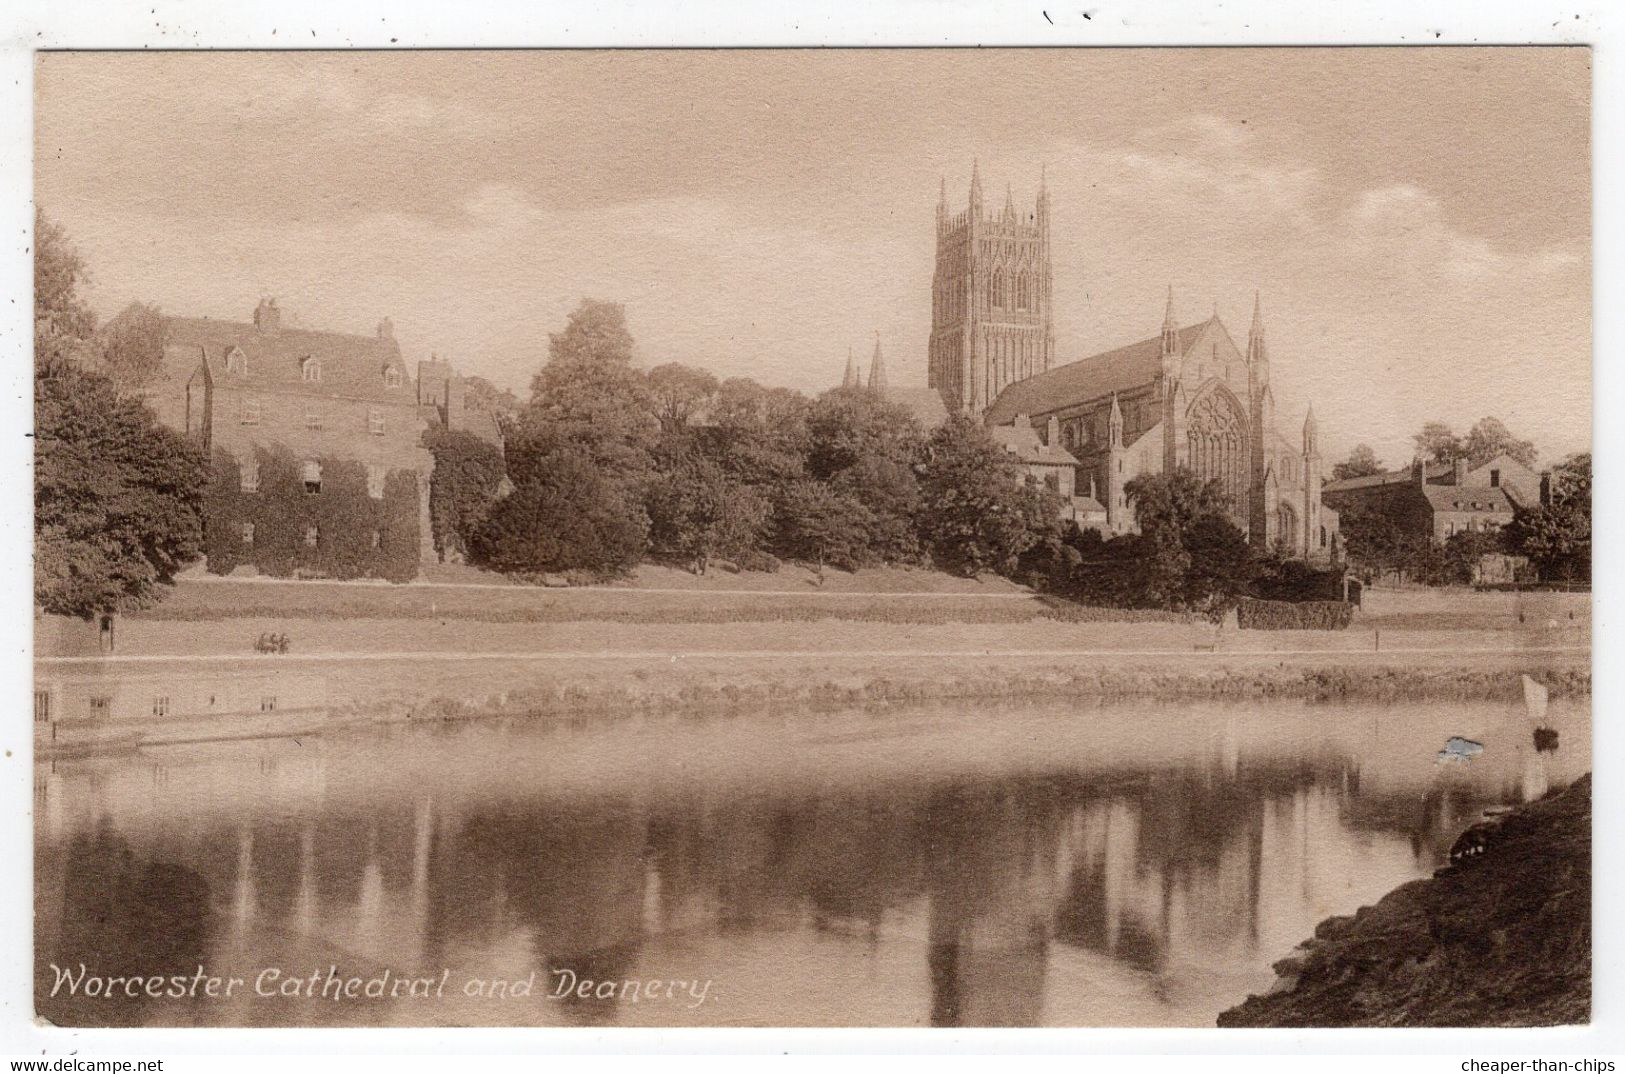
[{"x1": 1218, "y1": 772, "x2": 1591, "y2": 1028}]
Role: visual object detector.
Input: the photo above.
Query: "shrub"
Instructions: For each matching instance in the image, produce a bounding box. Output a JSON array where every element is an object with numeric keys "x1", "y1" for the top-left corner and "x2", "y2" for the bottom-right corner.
[
  {"x1": 424, "y1": 426, "x2": 506, "y2": 563},
  {"x1": 472, "y1": 446, "x2": 649, "y2": 576},
  {"x1": 1236, "y1": 598, "x2": 1354, "y2": 631}
]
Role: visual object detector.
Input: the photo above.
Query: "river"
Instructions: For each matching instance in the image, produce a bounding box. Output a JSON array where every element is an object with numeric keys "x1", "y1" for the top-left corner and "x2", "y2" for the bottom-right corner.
[{"x1": 34, "y1": 693, "x2": 1589, "y2": 1027}]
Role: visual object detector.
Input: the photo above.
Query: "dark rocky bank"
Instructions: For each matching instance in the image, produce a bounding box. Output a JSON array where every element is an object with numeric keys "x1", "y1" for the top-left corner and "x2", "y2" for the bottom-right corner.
[{"x1": 1219, "y1": 773, "x2": 1591, "y2": 1028}]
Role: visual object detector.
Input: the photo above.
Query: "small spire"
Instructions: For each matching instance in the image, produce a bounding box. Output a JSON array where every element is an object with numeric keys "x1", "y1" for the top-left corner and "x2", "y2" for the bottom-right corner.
[
  {"x1": 1247, "y1": 291, "x2": 1268, "y2": 367},
  {"x1": 867, "y1": 333, "x2": 889, "y2": 393},
  {"x1": 1211, "y1": 297, "x2": 1220, "y2": 321},
  {"x1": 970, "y1": 158, "x2": 983, "y2": 205},
  {"x1": 842, "y1": 346, "x2": 860, "y2": 389},
  {"x1": 1304, "y1": 402, "x2": 1317, "y2": 428},
  {"x1": 1162, "y1": 285, "x2": 1177, "y2": 330},
  {"x1": 1004, "y1": 182, "x2": 1016, "y2": 218}
]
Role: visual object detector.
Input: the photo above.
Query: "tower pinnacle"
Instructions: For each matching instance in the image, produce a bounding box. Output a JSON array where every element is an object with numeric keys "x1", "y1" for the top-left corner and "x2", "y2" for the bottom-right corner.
[
  {"x1": 868, "y1": 333, "x2": 889, "y2": 393},
  {"x1": 1247, "y1": 290, "x2": 1269, "y2": 369}
]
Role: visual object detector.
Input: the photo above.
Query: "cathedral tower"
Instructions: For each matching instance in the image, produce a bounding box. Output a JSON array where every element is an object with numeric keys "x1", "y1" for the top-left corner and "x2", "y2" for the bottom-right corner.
[{"x1": 928, "y1": 164, "x2": 1054, "y2": 417}]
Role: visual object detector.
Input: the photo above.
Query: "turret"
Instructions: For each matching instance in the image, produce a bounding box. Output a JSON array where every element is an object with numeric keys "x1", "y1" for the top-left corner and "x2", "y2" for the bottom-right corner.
[
  {"x1": 1105, "y1": 393, "x2": 1126, "y2": 532},
  {"x1": 936, "y1": 176, "x2": 948, "y2": 232},
  {"x1": 1160, "y1": 286, "x2": 1180, "y2": 376},
  {"x1": 1301, "y1": 403, "x2": 1322, "y2": 560},
  {"x1": 1247, "y1": 290, "x2": 1269, "y2": 384},
  {"x1": 868, "y1": 334, "x2": 889, "y2": 393},
  {"x1": 969, "y1": 158, "x2": 984, "y2": 215},
  {"x1": 1003, "y1": 182, "x2": 1016, "y2": 222}
]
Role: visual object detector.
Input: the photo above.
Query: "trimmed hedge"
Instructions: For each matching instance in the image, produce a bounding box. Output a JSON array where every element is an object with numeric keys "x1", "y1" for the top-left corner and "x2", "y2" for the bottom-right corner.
[{"x1": 1236, "y1": 597, "x2": 1354, "y2": 631}]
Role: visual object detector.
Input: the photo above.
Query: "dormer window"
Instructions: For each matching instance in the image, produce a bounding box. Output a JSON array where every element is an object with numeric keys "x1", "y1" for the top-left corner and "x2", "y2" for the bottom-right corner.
[
  {"x1": 384, "y1": 365, "x2": 402, "y2": 389},
  {"x1": 225, "y1": 347, "x2": 247, "y2": 375},
  {"x1": 301, "y1": 357, "x2": 322, "y2": 384}
]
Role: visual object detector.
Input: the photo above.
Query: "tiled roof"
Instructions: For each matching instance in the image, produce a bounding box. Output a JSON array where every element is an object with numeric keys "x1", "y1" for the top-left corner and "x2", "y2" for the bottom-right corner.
[
  {"x1": 989, "y1": 422, "x2": 1079, "y2": 466},
  {"x1": 161, "y1": 315, "x2": 410, "y2": 406},
  {"x1": 1422, "y1": 486, "x2": 1515, "y2": 513},
  {"x1": 1072, "y1": 495, "x2": 1107, "y2": 514},
  {"x1": 983, "y1": 321, "x2": 1208, "y2": 425}
]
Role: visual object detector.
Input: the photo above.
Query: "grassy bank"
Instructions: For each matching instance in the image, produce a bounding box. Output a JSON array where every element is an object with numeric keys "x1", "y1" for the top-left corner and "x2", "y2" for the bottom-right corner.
[
  {"x1": 1219, "y1": 773, "x2": 1591, "y2": 1027},
  {"x1": 338, "y1": 658, "x2": 1589, "y2": 727}
]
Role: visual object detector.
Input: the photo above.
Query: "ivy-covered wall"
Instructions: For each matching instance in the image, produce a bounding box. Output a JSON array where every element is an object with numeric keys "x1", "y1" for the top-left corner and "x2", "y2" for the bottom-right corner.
[{"x1": 204, "y1": 445, "x2": 420, "y2": 583}]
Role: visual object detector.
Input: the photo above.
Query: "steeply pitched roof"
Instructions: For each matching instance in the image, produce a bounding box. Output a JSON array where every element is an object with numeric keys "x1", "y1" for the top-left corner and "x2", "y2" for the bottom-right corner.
[
  {"x1": 162, "y1": 315, "x2": 409, "y2": 406},
  {"x1": 989, "y1": 421, "x2": 1079, "y2": 466},
  {"x1": 983, "y1": 322, "x2": 1208, "y2": 425}
]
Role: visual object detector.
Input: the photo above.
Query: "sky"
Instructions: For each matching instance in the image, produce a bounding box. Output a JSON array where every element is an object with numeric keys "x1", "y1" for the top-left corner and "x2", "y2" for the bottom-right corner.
[{"x1": 35, "y1": 48, "x2": 1591, "y2": 467}]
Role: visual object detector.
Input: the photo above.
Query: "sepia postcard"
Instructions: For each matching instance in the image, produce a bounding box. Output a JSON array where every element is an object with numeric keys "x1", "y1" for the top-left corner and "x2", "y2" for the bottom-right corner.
[{"x1": 28, "y1": 46, "x2": 1591, "y2": 1032}]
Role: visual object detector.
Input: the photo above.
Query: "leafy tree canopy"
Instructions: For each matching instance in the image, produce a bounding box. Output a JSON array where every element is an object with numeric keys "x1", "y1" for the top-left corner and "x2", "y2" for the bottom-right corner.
[
  {"x1": 1331, "y1": 443, "x2": 1384, "y2": 481},
  {"x1": 35, "y1": 365, "x2": 209, "y2": 616}
]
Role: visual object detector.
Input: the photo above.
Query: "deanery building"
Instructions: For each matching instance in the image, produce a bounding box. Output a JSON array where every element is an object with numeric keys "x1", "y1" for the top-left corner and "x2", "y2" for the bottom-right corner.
[
  {"x1": 926, "y1": 167, "x2": 1337, "y2": 563},
  {"x1": 120, "y1": 298, "x2": 501, "y2": 566},
  {"x1": 1322, "y1": 456, "x2": 1538, "y2": 542}
]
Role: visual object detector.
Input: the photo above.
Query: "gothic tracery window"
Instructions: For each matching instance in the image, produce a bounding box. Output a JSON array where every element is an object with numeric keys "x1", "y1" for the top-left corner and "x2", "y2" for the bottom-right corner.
[{"x1": 1186, "y1": 391, "x2": 1248, "y2": 522}]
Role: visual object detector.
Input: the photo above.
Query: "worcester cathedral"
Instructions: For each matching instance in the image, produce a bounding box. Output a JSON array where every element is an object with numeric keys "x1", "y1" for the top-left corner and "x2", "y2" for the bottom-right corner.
[{"x1": 917, "y1": 164, "x2": 1336, "y2": 562}]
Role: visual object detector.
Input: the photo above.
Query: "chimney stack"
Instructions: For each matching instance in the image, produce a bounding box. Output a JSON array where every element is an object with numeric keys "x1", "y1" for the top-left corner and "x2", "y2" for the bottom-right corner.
[
  {"x1": 377, "y1": 317, "x2": 395, "y2": 341},
  {"x1": 1046, "y1": 414, "x2": 1060, "y2": 446}
]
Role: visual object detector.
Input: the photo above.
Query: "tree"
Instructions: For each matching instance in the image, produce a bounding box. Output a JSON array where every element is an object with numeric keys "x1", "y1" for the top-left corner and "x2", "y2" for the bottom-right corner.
[
  {"x1": 424, "y1": 427, "x2": 508, "y2": 563},
  {"x1": 770, "y1": 479, "x2": 876, "y2": 572},
  {"x1": 645, "y1": 453, "x2": 770, "y2": 573},
  {"x1": 804, "y1": 386, "x2": 922, "y2": 481},
  {"x1": 646, "y1": 363, "x2": 719, "y2": 434},
  {"x1": 98, "y1": 301, "x2": 168, "y2": 390},
  {"x1": 1337, "y1": 497, "x2": 1422, "y2": 581},
  {"x1": 520, "y1": 300, "x2": 657, "y2": 478},
  {"x1": 1413, "y1": 421, "x2": 1463, "y2": 464},
  {"x1": 472, "y1": 447, "x2": 649, "y2": 577},
  {"x1": 1331, "y1": 443, "x2": 1384, "y2": 481},
  {"x1": 34, "y1": 209, "x2": 97, "y2": 372},
  {"x1": 1121, "y1": 468, "x2": 1252, "y2": 614},
  {"x1": 1505, "y1": 453, "x2": 1590, "y2": 582},
  {"x1": 1463, "y1": 416, "x2": 1538, "y2": 470},
  {"x1": 914, "y1": 416, "x2": 1058, "y2": 578},
  {"x1": 541, "y1": 298, "x2": 636, "y2": 368},
  {"x1": 35, "y1": 365, "x2": 209, "y2": 617},
  {"x1": 706, "y1": 377, "x2": 810, "y2": 487}
]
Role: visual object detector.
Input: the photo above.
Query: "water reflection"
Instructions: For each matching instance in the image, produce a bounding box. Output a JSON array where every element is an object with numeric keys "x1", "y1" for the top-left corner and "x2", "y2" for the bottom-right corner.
[{"x1": 35, "y1": 696, "x2": 1588, "y2": 1027}]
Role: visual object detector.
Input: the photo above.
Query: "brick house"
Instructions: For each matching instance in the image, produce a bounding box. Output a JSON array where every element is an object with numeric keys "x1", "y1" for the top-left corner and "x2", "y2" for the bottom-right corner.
[{"x1": 123, "y1": 298, "x2": 501, "y2": 568}]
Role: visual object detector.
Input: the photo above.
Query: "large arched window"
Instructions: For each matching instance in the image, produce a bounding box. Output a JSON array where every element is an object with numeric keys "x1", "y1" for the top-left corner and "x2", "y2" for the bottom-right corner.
[
  {"x1": 1016, "y1": 272, "x2": 1031, "y2": 310},
  {"x1": 1186, "y1": 390, "x2": 1249, "y2": 525},
  {"x1": 990, "y1": 269, "x2": 1005, "y2": 310},
  {"x1": 1277, "y1": 502, "x2": 1299, "y2": 550},
  {"x1": 301, "y1": 357, "x2": 322, "y2": 384}
]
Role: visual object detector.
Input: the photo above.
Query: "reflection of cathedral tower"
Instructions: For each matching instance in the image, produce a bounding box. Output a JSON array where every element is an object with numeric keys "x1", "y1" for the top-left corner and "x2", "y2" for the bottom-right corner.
[{"x1": 928, "y1": 163, "x2": 1054, "y2": 416}]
